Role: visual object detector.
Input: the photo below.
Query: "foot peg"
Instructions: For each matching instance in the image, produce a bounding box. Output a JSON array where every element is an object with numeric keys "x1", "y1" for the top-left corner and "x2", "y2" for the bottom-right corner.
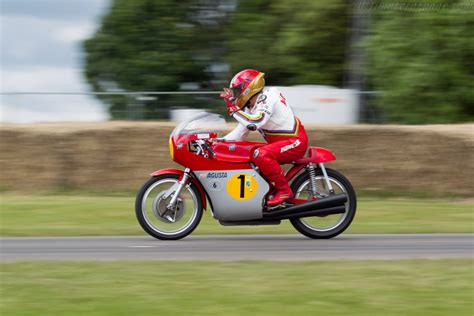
[{"x1": 264, "y1": 201, "x2": 294, "y2": 212}]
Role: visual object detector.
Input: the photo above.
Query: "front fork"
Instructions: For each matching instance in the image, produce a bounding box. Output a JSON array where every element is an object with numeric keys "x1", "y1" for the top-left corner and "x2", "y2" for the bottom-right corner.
[
  {"x1": 165, "y1": 168, "x2": 191, "y2": 216},
  {"x1": 306, "y1": 162, "x2": 335, "y2": 198}
]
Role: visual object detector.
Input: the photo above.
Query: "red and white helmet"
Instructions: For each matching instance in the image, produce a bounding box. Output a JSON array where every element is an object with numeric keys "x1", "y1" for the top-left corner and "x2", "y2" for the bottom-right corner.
[{"x1": 229, "y1": 69, "x2": 265, "y2": 109}]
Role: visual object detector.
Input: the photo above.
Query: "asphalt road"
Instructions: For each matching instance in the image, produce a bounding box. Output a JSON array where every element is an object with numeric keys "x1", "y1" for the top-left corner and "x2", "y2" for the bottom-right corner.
[{"x1": 1, "y1": 234, "x2": 472, "y2": 261}]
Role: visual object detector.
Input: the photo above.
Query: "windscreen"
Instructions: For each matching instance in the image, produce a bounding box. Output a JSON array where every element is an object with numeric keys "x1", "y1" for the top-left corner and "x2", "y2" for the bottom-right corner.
[{"x1": 171, "y1": 112, "x2": 227, "y2": 136}]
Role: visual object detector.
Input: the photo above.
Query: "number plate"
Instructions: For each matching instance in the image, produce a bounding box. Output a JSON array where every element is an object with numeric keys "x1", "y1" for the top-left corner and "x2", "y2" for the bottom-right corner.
[{"x1": 226, "y1": 174, "x2": 259, "y2": 200}]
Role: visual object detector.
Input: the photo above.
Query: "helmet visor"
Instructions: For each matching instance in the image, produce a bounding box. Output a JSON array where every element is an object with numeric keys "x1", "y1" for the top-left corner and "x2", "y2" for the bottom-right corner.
[{"x1": 230, "y1": 82, "x2": 244, "y2": 99}]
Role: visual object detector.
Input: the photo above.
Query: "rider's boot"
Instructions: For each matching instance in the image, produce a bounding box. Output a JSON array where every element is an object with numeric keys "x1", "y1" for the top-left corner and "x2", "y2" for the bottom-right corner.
[{"x1": 267, "y1": 178, "x2": 294, "y2": 207}]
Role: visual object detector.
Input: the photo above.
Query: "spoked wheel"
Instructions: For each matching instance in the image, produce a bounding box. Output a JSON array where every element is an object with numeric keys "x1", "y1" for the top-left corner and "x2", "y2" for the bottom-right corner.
[
  {"x1": 135, "y1": 174, "x2": 203, "y2": 240},
  {"x1": 290, "y1": 168, "x2": 356, "y2": 239}
]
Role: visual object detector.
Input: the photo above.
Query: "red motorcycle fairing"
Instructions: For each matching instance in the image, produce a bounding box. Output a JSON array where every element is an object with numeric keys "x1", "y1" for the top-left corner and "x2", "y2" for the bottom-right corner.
[
  {"x1": 171, "y1": 135, "x2": 254, "y2": 171},
  {"x1": 285, "y1": 147, "x2": 337, "y2": 181},
  {"x1": 170, "y1": 123, "x2": 337, "y2": 203},
  {"x1": 150, "y1": 168, "x2": 207, "y2": 210}
]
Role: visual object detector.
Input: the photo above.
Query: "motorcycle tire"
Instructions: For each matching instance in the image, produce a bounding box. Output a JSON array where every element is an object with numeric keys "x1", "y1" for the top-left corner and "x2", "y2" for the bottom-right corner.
[
  {"x1": 289, "y1": 167, "x2": 357, "y2": 239},
  {"x1": 135, "y1": 174, "x2": 203, "y2": 240}
]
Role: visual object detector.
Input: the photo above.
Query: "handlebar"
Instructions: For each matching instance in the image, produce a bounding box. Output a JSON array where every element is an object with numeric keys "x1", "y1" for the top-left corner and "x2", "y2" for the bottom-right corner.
[
  {"x1": 201, "y1": 141, "x2": 216, "y2": 157},
  {"x1": 193, "y1": 139, "x2": 216, "y2": 158}
]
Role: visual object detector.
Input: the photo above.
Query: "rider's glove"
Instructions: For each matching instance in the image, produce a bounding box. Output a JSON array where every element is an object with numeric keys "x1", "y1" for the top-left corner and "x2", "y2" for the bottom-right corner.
[{"x1": 220, "y1": 88, "x2": 239, "y2": 116}]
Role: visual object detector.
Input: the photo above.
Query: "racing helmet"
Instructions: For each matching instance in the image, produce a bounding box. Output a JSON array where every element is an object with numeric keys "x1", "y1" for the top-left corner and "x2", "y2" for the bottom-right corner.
[{"x1": 229, "y1": 69, "x2": 265, "y2": 109}]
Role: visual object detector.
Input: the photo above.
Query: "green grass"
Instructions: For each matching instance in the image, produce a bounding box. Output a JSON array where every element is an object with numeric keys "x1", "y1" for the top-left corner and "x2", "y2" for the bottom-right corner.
[
  {"x1": 1, "y1": 259, "x2": 472, "y2": 316},
  {"x1": 0, "y1": 193, "x2": 472, "y2": 236}
]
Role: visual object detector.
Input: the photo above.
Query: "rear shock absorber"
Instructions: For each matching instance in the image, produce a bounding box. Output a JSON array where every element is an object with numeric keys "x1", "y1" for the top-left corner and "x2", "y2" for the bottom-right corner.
[{"x1": 306, "y1": 163, "x2": 318, "y2": 198}]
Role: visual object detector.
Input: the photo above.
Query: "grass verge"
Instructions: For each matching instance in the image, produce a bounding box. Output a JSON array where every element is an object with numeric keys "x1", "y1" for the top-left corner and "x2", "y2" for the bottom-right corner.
[
  {"x1": 0, "y1": 193, "x2": 472, "y2": 236},
  {"x1": 1, "y1": 259, "x2": 473, "y2": 316}
]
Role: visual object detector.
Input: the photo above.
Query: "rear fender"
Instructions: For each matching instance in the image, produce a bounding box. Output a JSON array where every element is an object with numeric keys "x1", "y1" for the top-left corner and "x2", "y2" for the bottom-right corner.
[
  {"x1": 150, "y1": 168, "x2": 207, "y2": 210},
  {"x1": 312, "y1": 147, "x2": 336, "y2": 163},
  {"x1": 285, "y1": 165, "x2": 305, "y2": 182}
]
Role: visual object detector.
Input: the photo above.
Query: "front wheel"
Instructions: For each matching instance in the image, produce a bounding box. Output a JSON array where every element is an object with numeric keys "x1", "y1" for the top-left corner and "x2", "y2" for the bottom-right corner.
[
  {"x1": 290, "y1": 167, "x2": 357, "y2": 239},
  {"x1": 135, "y1": 174, "x2": 203, "y2": 240}
]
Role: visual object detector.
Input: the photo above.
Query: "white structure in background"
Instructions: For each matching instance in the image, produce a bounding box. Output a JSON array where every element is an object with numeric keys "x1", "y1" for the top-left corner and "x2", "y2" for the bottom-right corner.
[
  {"x1": 170, "y1": 85, "x2": 359, "y2": 124},
  {"x1": 170, "y1": 108, "x2": 205, "y2": 122},
  {"x1": 277, "y1": 85, "x2": 359, "y2": 124}
]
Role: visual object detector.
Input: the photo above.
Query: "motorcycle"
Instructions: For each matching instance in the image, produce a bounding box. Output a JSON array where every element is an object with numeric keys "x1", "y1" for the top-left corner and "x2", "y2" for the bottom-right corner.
[{"x1": 135, "y1": 112, "x2": 356, "y2": 240}]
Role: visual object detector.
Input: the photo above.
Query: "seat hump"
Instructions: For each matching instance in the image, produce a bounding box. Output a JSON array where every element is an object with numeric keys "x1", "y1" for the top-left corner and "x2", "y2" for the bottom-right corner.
[{"x1": 293, "y1": 147, "x2": 336, "y2": 164}]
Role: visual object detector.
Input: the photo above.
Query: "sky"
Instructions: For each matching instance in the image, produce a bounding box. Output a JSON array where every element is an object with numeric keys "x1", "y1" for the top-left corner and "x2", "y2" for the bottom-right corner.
[{"x1": 0, "y1": 0, "x2": 111, "y2": 123}]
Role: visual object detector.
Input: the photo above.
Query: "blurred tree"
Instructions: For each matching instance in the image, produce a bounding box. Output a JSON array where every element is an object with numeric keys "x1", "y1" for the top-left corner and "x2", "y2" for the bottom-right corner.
[
  {"x1": 223, "y1": 0, "x2": 351, "y2": 86},
  {"x1": 365, "y1": 0, "x2": 474, "y2": 123},
  {"x1": 85, "y1": 0, "x2": 473, "y2": 124},
  {"x1": 85, "y1": 0, "x2": 351, "y2": 119},
  {"x1": 84, "y1": 0, "x2": 227, "y2": 119}
]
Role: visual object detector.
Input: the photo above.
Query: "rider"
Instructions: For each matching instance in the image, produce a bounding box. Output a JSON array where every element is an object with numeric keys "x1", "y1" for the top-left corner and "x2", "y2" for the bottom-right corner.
[{"x1": 220, "y1": 69, "x2": 308, "y2": 207}]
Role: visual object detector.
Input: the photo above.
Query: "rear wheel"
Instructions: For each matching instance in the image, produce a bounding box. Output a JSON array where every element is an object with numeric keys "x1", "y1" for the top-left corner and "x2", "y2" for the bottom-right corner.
[
  {"x1": 290, "y1": 168, "x2": 356, "y2": 239},
  {"x1": 135, "y1": 174, "x2": 203, "y2": 240}
]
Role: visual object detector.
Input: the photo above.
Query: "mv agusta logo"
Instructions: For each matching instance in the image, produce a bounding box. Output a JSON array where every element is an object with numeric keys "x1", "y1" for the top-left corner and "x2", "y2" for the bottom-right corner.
[{"x1": 206, "y1": 172, "x2": 228, "y2": 179}]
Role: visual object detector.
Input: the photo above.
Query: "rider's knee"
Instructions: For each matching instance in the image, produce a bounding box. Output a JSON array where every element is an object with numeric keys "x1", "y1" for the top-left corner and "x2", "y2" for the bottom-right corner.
[{"x1": 251, "y1": 147, "x2": 274, "y2": 163}]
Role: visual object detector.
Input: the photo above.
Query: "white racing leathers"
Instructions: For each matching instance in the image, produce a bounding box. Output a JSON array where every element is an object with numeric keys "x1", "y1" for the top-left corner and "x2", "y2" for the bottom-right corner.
[{"x1": 224, "y1": 87, "x2": 298, "y2": 142}]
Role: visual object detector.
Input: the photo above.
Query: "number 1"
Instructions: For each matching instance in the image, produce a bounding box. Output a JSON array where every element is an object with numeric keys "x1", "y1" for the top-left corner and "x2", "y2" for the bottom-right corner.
[{"x1": 237, "y1": 175, "x2": 245, "y2": 198}]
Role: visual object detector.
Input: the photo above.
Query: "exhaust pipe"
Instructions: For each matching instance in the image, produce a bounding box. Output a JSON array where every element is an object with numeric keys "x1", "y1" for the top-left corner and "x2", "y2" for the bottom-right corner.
[
  {"x1": 263, "y1": 193, "x2": 347, "y2": 220},
  {"x1": 281, "y1": 205, "x2": 346, "y2": 219}
]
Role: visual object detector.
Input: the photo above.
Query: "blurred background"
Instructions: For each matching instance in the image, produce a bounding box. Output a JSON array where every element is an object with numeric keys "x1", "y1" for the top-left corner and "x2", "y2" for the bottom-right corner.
[
  {"x1": 1, "y1": 0, "x2": 473, "y2": 124},
  {"x1": 1, "y1": 0, "x2": 473, "y2": 194}
]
